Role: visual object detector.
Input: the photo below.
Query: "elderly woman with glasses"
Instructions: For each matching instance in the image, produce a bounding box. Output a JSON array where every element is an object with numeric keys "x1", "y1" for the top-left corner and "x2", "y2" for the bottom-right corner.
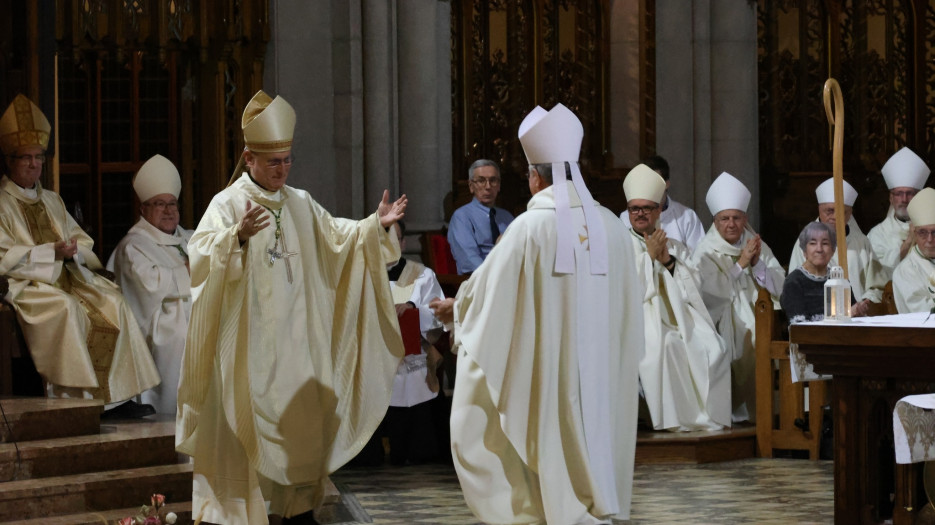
[{"x1": 780, "y1": 221, "x2": 867, "y2": 323}]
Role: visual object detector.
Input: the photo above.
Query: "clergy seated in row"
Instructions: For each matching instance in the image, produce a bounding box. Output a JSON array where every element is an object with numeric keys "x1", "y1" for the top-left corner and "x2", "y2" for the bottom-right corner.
[
  {"x1": 176, "y1": 90, "x2": 408, "y2": 525},
  {"x1": 622, "y1": 164, "x2": 730, "y2": 432},
  {"x1": 893, "y1": 188, "x2": 935, "y2": 313},
  {"x1": 781, "y1": 222, "x2": 865, "y2": 322},
  {"x1": 691, "y1": 172, "x2": 785, "y2": 423},
  {"x1": 107, "y1": 155, "x2": 192, "y2": 415},
  {"x1": 0, "y1": 94, "x2": 158, "y2": 418},
  {"x1": 619, "y1": 155, "x2": 706, "y2": 252},
  {"x1": 787, "y1": 178, "x2": 887, "y2": 311},
  {"x1": 868, "y1": 147, "x2": 930, "y2": 279},
  {"x1": 436, "y1": 104, "x2": 644, "y2": 525},
  {"x1": 447, "y1": 159, "x2": 514, "y2": 274}
]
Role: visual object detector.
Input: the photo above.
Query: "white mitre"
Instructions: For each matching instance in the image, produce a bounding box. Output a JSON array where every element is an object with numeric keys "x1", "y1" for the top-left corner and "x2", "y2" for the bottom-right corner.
[
  {"x1": 706, "y1": 172, "x2": 751, "y2": 215},
  {"x1": 907, "y1": 188, "x2": 935, "y2": 227},
  {"x1": 623, "y1": 164, "x2": 666, "y2": 204},
  {"x1": 881, "y1": 147, "x2": 930, "y2": 190},
  {"x1": 242, "y1": 90, "x2": 296, "y2": 153},
  {"x1": 815, "y1": 178, "x2": 857, "y2": 206},
  {"x1": 133, "y1": 154, "x2": 181, "y2": 202}
]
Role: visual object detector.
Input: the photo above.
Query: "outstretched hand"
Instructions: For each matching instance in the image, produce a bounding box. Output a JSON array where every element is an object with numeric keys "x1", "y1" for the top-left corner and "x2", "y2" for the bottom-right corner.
[
  {"x1": 378, "y1": 190, "x2": 408, "y2": 228},
  {"x1": 429, "y1": 297, "x2": 455, "y2": 325},
  {"x1": 238, "y1": 201, "x2": 270, "y2": 243}
]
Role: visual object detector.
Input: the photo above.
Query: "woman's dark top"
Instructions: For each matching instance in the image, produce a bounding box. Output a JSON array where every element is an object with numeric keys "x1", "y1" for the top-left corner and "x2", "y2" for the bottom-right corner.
[{"x1": 780, "y1": 266, "x2": 856, "y2": 323}]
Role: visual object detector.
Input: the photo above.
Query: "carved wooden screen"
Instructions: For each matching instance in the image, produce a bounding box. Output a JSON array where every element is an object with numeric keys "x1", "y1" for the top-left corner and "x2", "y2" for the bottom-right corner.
[
  {"x1": 757, "y1": 0, "x2": 935, "y2": 263},
  {"x1": 451, "y1": 0, "x2": 618, "y2": 217}
]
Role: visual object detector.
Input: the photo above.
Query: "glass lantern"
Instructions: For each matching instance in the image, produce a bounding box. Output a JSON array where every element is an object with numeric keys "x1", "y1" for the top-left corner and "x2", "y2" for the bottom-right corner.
[{"x1": 823, "y1": 265, "x2": 852, "y2": 322}]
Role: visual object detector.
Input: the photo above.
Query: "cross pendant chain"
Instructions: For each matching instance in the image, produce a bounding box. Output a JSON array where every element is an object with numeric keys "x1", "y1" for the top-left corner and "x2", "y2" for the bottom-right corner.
[{"x1": 261, "y1": 205, "x2": 297, "y2": 284}]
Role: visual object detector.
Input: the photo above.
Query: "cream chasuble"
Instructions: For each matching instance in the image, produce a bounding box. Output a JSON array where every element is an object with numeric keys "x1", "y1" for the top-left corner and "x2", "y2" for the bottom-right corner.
[
  {"x1": 450, "y1": 182, "x2": 644, "y2": 525},
  {"x1": 629, "y1": 230, "x2": 731, "y2": 431},
  {"x1": 788, "y1": 218, "x2": 886, "y2": 302},
  {"x1": 691, "y1": 225, "x2": 785, "y2": 423},
  {"x1": 389, "y1": 260, "x2": 444, "y2": 407},
  {"x1": 177, "y1": 174, "x2": 404, "y2": 524},
  {"x1": 108, "y1": 218, "x2": 193, "y2": 414},
  {"x1": 892, "y1": 247, "x2": 935, "y2": 314},
  {"x1": 0, "y1": 176, "x2": 159, "y2": 402},
  {"x1": 868, "y1": 207, "x2": 912, "y2": 280}
]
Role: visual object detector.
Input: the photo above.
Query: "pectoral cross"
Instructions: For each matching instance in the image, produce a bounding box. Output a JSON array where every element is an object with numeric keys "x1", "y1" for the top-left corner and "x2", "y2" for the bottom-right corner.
[
  {"x1": 267, "y1": 246, "x2": 297, "y2": 283},
  {"x1": 260, "y1": 205, "x2": 297, "y2": 284}
]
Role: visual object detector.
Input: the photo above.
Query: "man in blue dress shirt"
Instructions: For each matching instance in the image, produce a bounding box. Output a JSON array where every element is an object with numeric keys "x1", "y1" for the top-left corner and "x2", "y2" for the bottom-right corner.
[{"x1": 448, "y1": 159, "x2": 515, "y2": 274}]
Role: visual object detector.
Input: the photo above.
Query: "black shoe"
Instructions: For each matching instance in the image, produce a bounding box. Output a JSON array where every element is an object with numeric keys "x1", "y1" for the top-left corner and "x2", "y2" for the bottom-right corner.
[
  {"x1": 102, "y1": 400, "x2": 156, "y2": 420},
  {"x1": 281, "y1": 510, "x2": 319, "y2": 525}
]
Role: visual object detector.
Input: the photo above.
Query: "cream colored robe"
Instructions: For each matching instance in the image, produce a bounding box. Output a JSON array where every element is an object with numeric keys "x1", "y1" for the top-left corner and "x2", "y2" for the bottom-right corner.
[
  {"x1": 0, "y1": 176, "x2": 159, "y2": 403},
  {"x1": 108, "y1": 218, "x2": 193, "y2": 414},
  {"x1": 629, "y1": 230, "x2": 731, "y2": 431},
  {"x1": 893, "y1": 247, "x2": 935, "y2": 314},
  {"x1": 788, "y1": 219, "x2": 886, "y2": 303},
  {"x1": 691, "y1": 226, "x2": 785, "y2": 423},
  {"x1": 868, "y1": 207, "x2": 911, "y2": 280},
  {"x1": 176, "y1": 174, "x2": 404, "y2": 524},
  {"x1": 450, "y1": 182, "x2": 644, "y2": 525}
]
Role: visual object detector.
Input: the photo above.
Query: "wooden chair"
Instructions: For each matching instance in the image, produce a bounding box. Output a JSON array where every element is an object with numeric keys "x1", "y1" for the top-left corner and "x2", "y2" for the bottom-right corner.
[
  {"x1": 881, "y1": 280, "x2": 898, "y2": 315},
  {"x1": 754, "y1": 287, "x2": 827, "y2": 459}
]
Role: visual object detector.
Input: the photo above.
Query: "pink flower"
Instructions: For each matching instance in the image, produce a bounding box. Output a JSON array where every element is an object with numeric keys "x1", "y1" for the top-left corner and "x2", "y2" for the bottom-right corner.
[
  {"x1": 151, "y1": 494, "x2": 166, "y2": 508},
  {"x1": 118, "y1": 518, "x2": 135, "y2": 525},
  {"x1": 142, "y1": 517, "x2": 161, "y2": 525}
]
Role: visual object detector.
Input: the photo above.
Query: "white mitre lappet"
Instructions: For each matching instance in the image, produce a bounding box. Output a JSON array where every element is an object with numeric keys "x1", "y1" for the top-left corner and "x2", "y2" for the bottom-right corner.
[
  {"x1": 706, "y1": 172, "x2": 751, "y2": 216},
  {"x1": 882, "y1": 147, "x2": 930, "y2": 190},
  {"x1": 815, "y1": 177, "x2": 857, "y2": 206},
  {"x1": 133, "y1": 154, "x2": 181, "y2": 202},
  {"x1": 518, "y1": 103, "x2": 606, "y2": 274},
  {"x1": 0, "y1": 94, "x2": 51, "y2": 155},
  {"x1": 907, "y1": 188, "x2": 935, "y2": 227},
  {"x1": 623, "y1": 164, "x2": 666, "y2": 204}
]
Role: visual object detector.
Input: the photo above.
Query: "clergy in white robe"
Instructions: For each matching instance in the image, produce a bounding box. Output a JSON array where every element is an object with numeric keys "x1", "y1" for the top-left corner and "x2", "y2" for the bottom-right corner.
[
  {"x1": 623, "y1": 164, "x2": 730, "y2": 432},
  {"x1": 0, "y1": 94, "x2": 159, "y2": 406},
  {"x1": 893, "y1": 188, "x2": 935, "y2": 314},
  {"x1": 445, "y1": 104, "x2": 643, "y2": 525},
  {"x1": 175, "y1": 91, "x2": 407, "y2": 525},
  {"x1": 787, "y1": 178, "x2": 885, "y2": 309},
  {"x1": 107, "y1": 155, "x2": 193, "y2": 414},
  {"x1": 691, "y1": 172, "x2": 785, "y2": 423},
  {"x1": 867, "y1": 147, "x2": 930, "y2": 278},
  {"x1": 619, "y1": 155, "x2": 705, "y2": 252}
]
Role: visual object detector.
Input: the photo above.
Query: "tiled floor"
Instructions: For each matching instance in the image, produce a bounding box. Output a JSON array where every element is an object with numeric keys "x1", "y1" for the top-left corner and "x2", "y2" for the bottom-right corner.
[{"x1": 325, "y1": 458, "x2": 834, "y2": 525}]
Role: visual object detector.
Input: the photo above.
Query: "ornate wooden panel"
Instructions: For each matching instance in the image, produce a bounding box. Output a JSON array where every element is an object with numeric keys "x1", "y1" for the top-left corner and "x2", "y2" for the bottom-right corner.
[{"x1": 757, "y1": 0, "x2": 935, "y2": 264}]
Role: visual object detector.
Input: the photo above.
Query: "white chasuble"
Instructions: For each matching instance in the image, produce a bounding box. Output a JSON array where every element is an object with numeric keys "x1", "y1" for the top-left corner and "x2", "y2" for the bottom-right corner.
[
  {"x1": 177, "y1": 174, "x2": 404, "y2": 524},
  {"x1": 0, "y1": 176, "x2": 159, "y2": 403},
  {"x1": 893, "y1": 247, "x2": 935, "y2": 314},
  {"x1": 450, "y1": 182, "x2": 644, "y2": 525},
  {"x1": 629, "y1": 231, "x2": 731, "y2": 431},
  {"x1": 108, "y1": 218, "x2": 193, "y2": 414},
  {"x1": 788, "y1": 218, "x2": 887, "y2": 303},
  {"x1": 691, "y1": 226, "x2": 785, "y2": 423},
  {"x1": 868, "y1": 207, "x2": 912, "y2": 280}
]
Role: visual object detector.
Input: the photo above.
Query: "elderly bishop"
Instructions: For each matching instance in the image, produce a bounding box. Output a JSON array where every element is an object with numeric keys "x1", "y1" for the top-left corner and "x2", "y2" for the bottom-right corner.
[
  {"x1": 176, "y1": 91, "x2": 407, "y2": 525},
  {"x1": 623, "y1": 164, "x2": 731, "y2": 432},
  {"x1": 893, "y1": 188, "x2": 935, "y2": 313},
  {"x1": 108, "y1": 155, "x2": 192, "y2": 414}
]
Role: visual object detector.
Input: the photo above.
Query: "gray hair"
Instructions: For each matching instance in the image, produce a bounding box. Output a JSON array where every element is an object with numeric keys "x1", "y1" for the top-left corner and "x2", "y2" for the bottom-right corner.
[
  {"x1": 468, "y1": 159, "x2": 500, "y2": 181},
  {"x1": 529, "y1": 162, "x2": 579, "y2": 185},
  {"x1": 797, "y1": 221, "x2": 837, "y2": 252}
]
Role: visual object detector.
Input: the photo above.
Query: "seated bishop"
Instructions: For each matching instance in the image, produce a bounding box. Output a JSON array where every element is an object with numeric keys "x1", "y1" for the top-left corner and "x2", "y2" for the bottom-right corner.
[
  {"x1": 623, "y1": 164, "x2": 730, "y2": 431},
  {"x1": 0, "y1": 94, "x2": 159, "y2": 416},
  {"x1": 893, "y1": 188, "x2": 935, "y2": 313},
  {"x1": 107, "y1": 154, "x2": 192, "y2": 414}
]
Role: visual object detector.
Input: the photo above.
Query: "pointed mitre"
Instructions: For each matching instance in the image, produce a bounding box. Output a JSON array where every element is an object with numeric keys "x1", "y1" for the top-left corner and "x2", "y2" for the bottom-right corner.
[
  {"x1": 623, "y1": 164, "x2": 666, "y2": 204},
  {"x1": 242, "y1": 90, "x2": 296, "y2": 153},
  {"x1": 908, "y1": 188, "x2": 935, "y2": 227},
  {"x1": 133, "y1": 154, "x2": 181, "y2": 202},
  {"x1": 0, "y1": 94, "x2": 51, "y2": 156},
  {"x1": 815, "y1": 178, "x2": 857, "y2": 206},
  {"x1": 706, "y1": 172, "x2": 751, "y2": 215},
  {"x1": 518, "y1": 104, "x2": 582, "y2": 164},
  {"x1": 881, "y1": 147, "x2": 930, "y2": 190}
]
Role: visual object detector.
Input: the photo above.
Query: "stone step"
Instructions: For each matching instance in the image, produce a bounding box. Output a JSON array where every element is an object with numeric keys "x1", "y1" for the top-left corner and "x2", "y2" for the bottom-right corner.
[
  {"x1": 0, "y1": 463, "x2": 193, "y2": 522},
  {"x1": 1, "y1": 501, "x2": 192, "y2": 525},
  {"x1": 0, "y1": 418, "x2": 180, "y2": 481},
  {"x1": 0, "y1": 398, "x2": 101, "y2": 443}
]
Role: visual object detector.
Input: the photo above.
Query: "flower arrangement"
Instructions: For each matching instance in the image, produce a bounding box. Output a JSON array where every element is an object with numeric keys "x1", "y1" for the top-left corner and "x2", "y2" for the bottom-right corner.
[{"x1": 117, "y1": 494, "x2": 177, "y2": 525}]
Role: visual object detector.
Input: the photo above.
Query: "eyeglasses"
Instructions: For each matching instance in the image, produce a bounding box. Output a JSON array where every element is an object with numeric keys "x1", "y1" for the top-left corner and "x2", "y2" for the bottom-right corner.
[
  {"x1": 916, "y1": 228, "x2": 935, "y2": 240},
  {"x1": 627, "y1": 205, "x2": 659, "y2": 216},
  {"x1": 8, "y1": 153, "x2": 46, "y2": 164},
  {"x1": 264, "y1": 156, "x2": 294, "y2": 168},
  {"x1": 471, "y1": 176, "x2": 500, "y2": 187},
  {"x1": 890, "y1": 190, "x2": 918, "y2": 199},
  {"x1": 143, "y1": 200, "x2": 179, "y2": 211}
]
